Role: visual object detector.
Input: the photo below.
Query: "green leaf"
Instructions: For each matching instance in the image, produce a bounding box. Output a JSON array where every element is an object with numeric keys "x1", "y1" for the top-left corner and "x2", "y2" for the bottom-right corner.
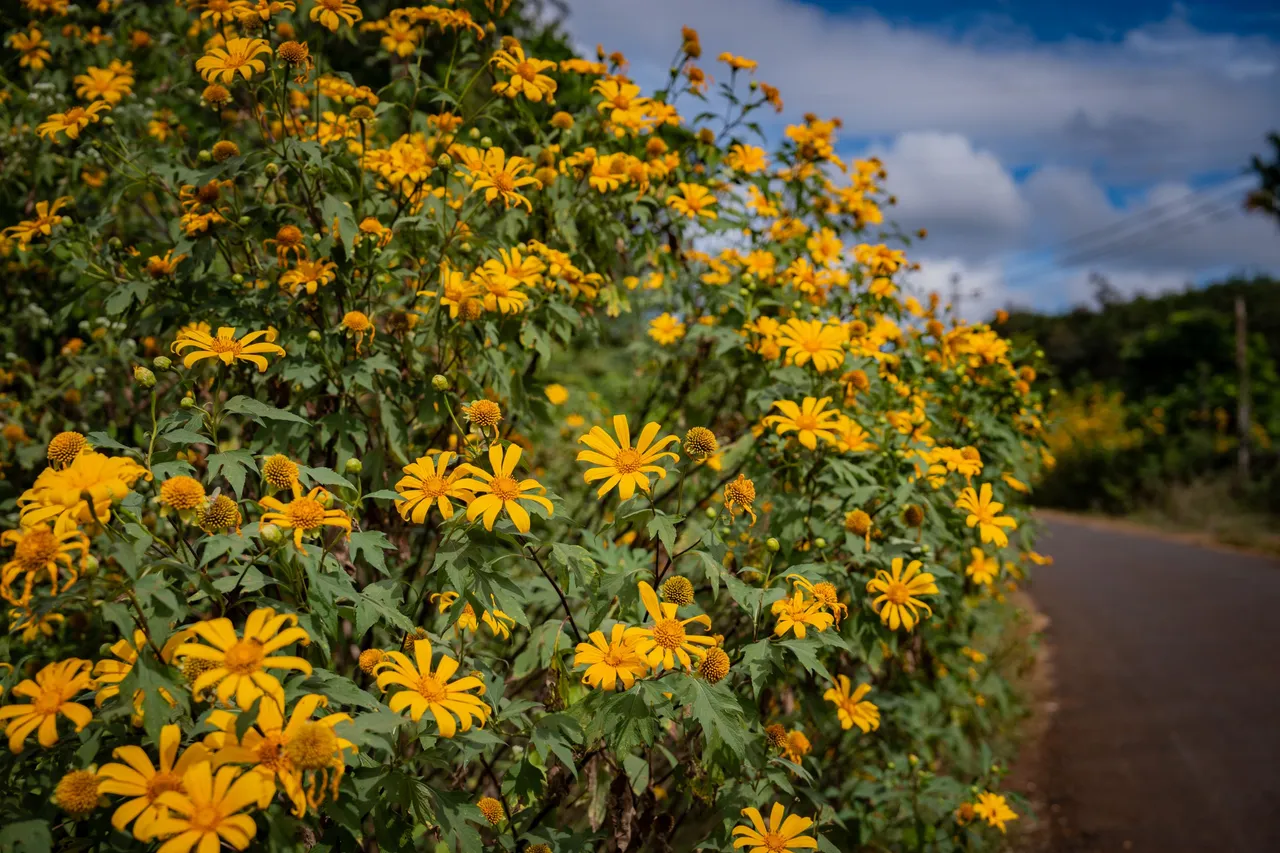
[
  {"x1": 224, "y1": 395, "x2": 311, "y2": 425},
  {"x1": 355, "y1": 580, "x2": 415, "y2": 635},
  {"x1": 350, "y1": 530, "x2": 394, "y2": 575},
  {"x1": 161, "y1": 428, "x2": 211, "y2": 446},
  {"x1": 85, "y1": 431, "x2": 132, "y2": 453},
  {"x1": 531, "y1": 712, "x2": 582, "y2": 777},
  {"x1": 301, "y1": 669, "x2": 379, "y2": 710},
  {"x1": 674, "y1": 675, "x2": 748, "y2": 757},
  {"x1": 646, "y1": 511, "x2": 678, "y2": 553},
  {"x1": 301, "y1": 465, "x2": 356, "y2": 492},
  {"x1": 207, "y1": 450, "x2": 256, "y2": 497},
  {"x1": 779, "y1": 638, "x2": 833, "y2": 682},
  {"x1": 236, "y1": 696, "x2": 263, "y2": 741},
  {"x1": 0, "y1": 821, "x2": 51, "y2": 853},
  {"x1": 601, "y1": 690, "x2": 655, "y2": 753},
  {"x1": 738, "y1": 640, "x2": 775, "y2": 698}
]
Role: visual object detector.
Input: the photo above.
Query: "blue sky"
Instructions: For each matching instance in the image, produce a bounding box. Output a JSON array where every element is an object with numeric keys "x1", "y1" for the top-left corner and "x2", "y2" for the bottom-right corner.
[{"x1": 560, "y1": 0, "x2": 1280, "y2": 316}]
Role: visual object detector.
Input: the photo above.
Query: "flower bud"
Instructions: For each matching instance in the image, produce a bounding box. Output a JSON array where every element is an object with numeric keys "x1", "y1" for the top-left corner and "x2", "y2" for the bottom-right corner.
[
  {"x1": 480, "y1": 136, "x2": 493, "y2": 148},
  {"x1": 180, "y1": 395, "x2": 196, "y2": 409},
  {"x1": 469, "y1": 127, "x2": 481, "y2": 139},
  {"x1": 231, "y1": 273, "x2": 244, "y2": 285},
  {"x1": 264, "y1": 162, "x2": 279, "y2": 178},
  {"x1": 704, "y1": 506, "x2": 718, "y2": 519},
  {"x1": 344, "y1": 457, "x2": 363, "y2": 475},
  {"x1": 814, "y1": 537, "x2": 827, "y2": 549},
  {"x1": 765, "y1": 537, "x2": 780, "y2": 552},
  {"x1": 198, "y1": 149, "x2": 212, "y2": 162},
  {"x1": 432, "y1": 374, "x2": 450, "y2": 391},
  {"x1": 437, "y1": 153, "x2": 452, "y2": 168},
  {"x1": 260, "y1": 523, "x2": 283, "y2": 543},
  {"x1": 308, "y1": 330, "x2": 322, "y2": 342},
  {"x1": 153, "y1": 356, "x2": 171, "y2": 370},
  {"x1": 133, "y1": 365, "x2": 156, "y2": 388}
]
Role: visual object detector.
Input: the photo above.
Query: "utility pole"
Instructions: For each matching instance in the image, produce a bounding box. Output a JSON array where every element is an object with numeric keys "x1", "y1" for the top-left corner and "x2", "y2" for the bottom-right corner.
[{"x1": 1236, "y1": 296, "x2": 1251, "y2": 483}]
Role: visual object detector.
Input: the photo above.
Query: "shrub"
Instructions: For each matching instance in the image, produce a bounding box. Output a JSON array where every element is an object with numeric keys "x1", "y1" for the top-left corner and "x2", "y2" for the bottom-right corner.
[{"x1": 0, "y1": 2, "x2": 1048, "y2": 851}]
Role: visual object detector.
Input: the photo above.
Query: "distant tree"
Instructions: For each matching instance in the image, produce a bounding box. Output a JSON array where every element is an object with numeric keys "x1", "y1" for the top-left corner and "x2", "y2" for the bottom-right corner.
[{"x1": 1246, "y1": 132, "x2": 1280, "y2": 224}]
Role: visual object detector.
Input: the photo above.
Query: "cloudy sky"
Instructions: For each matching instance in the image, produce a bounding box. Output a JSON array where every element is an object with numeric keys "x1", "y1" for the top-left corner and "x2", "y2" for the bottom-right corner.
[{"x1": 553, "y1": 0, "x2": 1280, "y2": 317}]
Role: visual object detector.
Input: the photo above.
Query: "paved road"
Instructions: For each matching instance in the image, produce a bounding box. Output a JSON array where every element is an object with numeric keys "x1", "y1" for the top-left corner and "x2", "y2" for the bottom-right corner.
[{"x1": 1032, "y1": 517, "x2": 1280, "y2": 853}]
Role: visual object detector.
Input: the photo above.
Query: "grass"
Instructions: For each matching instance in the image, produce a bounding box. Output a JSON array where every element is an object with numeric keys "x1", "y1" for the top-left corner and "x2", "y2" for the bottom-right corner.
[{"x1": 1127, "y1": 477, "x2": 1280, "y2": 555}]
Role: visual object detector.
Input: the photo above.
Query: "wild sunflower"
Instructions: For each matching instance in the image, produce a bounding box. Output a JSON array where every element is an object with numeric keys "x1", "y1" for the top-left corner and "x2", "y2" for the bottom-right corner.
[
  {"x1": 460, "y1": 146, "x2": 541, "y2": 211},
  {"x1": 666, "y1": 183, "x2": 717, "y2": 219},
  {"x1": 395, "y1": 452, "x2": 474, "y2": 524},
  {"x1": 786, "y1": 574, "x2": 847, "y2": 626},
  {"x1": 771, "y1": 591, "x2": 833, "y2": 639},
  {"x1": 723, "y1": 474, "x2": 757, "y2": 525},
  {"x1": 972, "y1": 791, "x2": 1018, "y2": 833},
  {"x1": 965, "y1": 548, "x2": 998, "y2": 585},
  {"x1": 2, "y1": 196, "x2": 72, "y2": 249},
  {"x1": 431, "y1": 591, "x2": 517, "y2": 640},
  {"x1": 490, "y1": 43, "x2": 558, "y2": 102},
  {"x1": 279, "y1": 258, "x2": 338, "y2": 295},
  {"x1": 731, "y1": 804, "x2": 817, "y2": 853},
  {"x1": 195, "y1": 37, "x2": 272, "y2": 83},
  {"x1": 453, "y1": 444, "x2": 553, "y2": 534},
  {"x1": 575, "y1": 414, "x2": 679, "y2": 501},
  {"x1": 647, "y1": 313, "x2": 686, "y2": 345},
  {"x1": 258, "y1": 484, "x2": 353, "y2": 550},
  {"x1": 822, "y1": 675, "x2": 880, "y2": 733},
  {"x1": 73, "y1": 63, "x2": 134, "y2": 104},
  {"x1": 146, "y1": 763, "x2": 265, "y2": 853},
  {"x1": 373, "y1": 639, "x2": 491, "y2": 737},
  {"x1": 633, "y1": 581, "x2": 717, "y2": 673},
  {"x1": 0, "y1": 521, "x2": 89, "y2": 605},
  {"x1": 0, "y1": 658, "x2": 92, "y2": 753},
  {"x1": 573, "y1": 623, "x2": 648, "y2": 691},
  {"x1": 172, "y1": 607, "x2": 312, "y2": 710},
  {"x1": 764, "y1": 396, "x2": 841, "y2": 450},
  {"x1": 17, "y1": 451, "x2": 149, "y2": 527},
  {"x1": 833, "y1": 415, "x2": 875, "y2": 453},
  {"x1": 866, "y1": 557, "x2": 938, "y2": 632},
  {"x1": 171, "y1": 326, "x2": 285, "y2": 372},
  {"x1": 203, "y1": 694, "x2": 355, "y2": 817},
  {"x1": 263, "y1": 224, "x2": 308, "y2": 265},
  {"x1": 309, "y1": 0, "x2": 363, "y2": 31},
  {"x1": 37, "y1": 102, "x2": 111, "y2": 142},
  {"x1": 955, "y1": 483, "x2": 1017, "y2": 548},
  {"x1": 776, "y1": 318, "x2": 846, "y2": 373},
  {"x1": 8, "y1": 29, "x2": 51, "y2": 71},
  {"x1": 96, "y1": 723, "x2": 211, "y2": 840}
]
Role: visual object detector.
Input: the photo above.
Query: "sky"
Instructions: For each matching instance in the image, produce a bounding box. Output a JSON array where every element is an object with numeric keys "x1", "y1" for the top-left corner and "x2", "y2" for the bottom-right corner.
[{"x1": 551, "y1": 0, "x2": 1280, "y2": 317}]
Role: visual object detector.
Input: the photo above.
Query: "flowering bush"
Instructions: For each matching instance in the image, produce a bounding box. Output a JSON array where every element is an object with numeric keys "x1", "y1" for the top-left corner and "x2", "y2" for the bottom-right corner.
[{"x1": 0, "y1": 2, "x2": 1049, "y2": 851}]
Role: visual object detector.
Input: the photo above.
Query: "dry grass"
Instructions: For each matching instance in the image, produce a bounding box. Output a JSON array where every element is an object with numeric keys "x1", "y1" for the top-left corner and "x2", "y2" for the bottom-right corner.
[{"x1": 1128, "y1": 478, "x2": 1280, "y2": 555}]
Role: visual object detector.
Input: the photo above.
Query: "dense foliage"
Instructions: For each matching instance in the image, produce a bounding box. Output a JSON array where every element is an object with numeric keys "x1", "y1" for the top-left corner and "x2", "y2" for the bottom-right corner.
[{"x1": 0, "y1": 2, "x2": 1049, "y2": 851}]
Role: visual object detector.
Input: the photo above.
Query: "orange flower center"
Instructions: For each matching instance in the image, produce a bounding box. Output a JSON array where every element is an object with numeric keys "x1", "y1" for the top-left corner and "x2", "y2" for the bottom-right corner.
[
  {"x1": 813, "y1": 582, "x2": 838, "y2": 607},
  {"x1": 652, "y1": 618, "x2": 686, "y2": 650},
  {"x1": 255, "y1": 733, "x2": 289, "y2": 772},
  {"x1": 802, "y1": 338, "x2": 825, "y2": 353},
  {"x1": 145, "y1": 771, "x2": 183, "y2": 800},
  {"x1": 793, "y1": 414, "x2": 819, "y2": 430},
  {"x1": 489, "y1": 475, "x2": 520, "y2": 501},
  {"x1": 33, "y1": 689, "x2": 61, "y2": 715},
  {"x1": 190, "y1": 804, "x2": 222, "y2": 832},
  {"x1": 319, "y1": 0, "x2": 343, "y2": 9},
  {"x1": 491, "y1": 172, "x2": 516, "y2": 193},
  {"x1": 416, "y1": 475, "x2": 448, "y2": 499},
  {"x1": 284, "y1": 722, "x2": 339, "y2": 770},
  {"x1": 613, "y1": 448, "x2": 642, "y2": 474},
  {"x1": 15, "y1": 528, "x2": 59, "y2": 571},
  {"x1": 209, "y1": 335, "x2": 243, "y2": 356},
  {"x1": 286, "y1": 497, "x2": 326, "y2": 530},
  {"x1": 602, "y1": 647, "x2": 627, "y2": 667},
  {"x1": 515, "y1": 61, "x2": 537, "y2": 81},
  {"x1": 415, "y1": 674, "x2": 447, "y2": 703},
  {"x1": 761, "y1": 833, "x2": 788, "y2": 852},
  {"x1": 223, "y1": 638, "x2": 265, "y2": 674},
  {"x1": 885, "y1": 581, "x2": 910, "y2": 606}
]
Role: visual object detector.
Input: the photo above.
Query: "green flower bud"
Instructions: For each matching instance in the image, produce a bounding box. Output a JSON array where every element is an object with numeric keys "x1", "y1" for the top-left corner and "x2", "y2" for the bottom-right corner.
[
  {"x1": 180, "y1": 395, "x2": 196, "y2": 409},
  {"x1": 344, "y1": 457, "x2": 363, "y2": 475},
  {"x1": 198, "y1": 149, "x2": 212, "y2": 162},
  {"x1": 231, "y1": 273, "x2": 244, "y2": 285},
  {"x1": 102, "y1": 116, "x2": 115, "y2": 127},
  {"x1": 480, "y1": 136, "x2": 493, "y2": 148},
  {"x1": 765, "y1": 537, "x2": 780, "y2": 552},
  {"x1": 308, "y1": 330, "x2": 322, "y2": 342},
  {"x1": 153, "y1": 356, "x2": 171, "y2": 370},
  {"x1": 437, "y1": 153, "x2": 452, "y2": 168},
  {"x1": 264, "y1": 162, "x2": 279, "y2": 178},
  {"x1": 814, "y1": 537, "x2": 827, "y2": 549},
  {"x1": 704, "y1": 506, "x2": 718, "y2": 519},
  {"x1": 260, "y1": 523, "x2": 283, "y2": 543},
  {"x1": 431, "y1": 374, "x2": 450, "y2": 391},
  {"x1": 133, "y1": 365, "x2": 156, "y2": 388},
  {"x1": 469, "y1": 127, "x2": 481, "y2": 139},
  {"x1": 238, "y1": 216, "x2": 251, "y2": 226}
]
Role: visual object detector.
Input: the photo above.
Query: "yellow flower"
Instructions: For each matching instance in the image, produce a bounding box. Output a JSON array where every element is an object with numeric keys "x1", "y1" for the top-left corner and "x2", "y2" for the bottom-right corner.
[
  {"x1": 491, "y1": 44, "x2": 557, "y2": 102},
  {"x1": 966, "y1": 548, "x2": 998, "y2": 585},
  {"x1": 972, "y1": 791, "x2": 1018, "y2": 833},
  {"x1": 37, "y1": 102, "x2": 111, "y2": 142},
  {"x1": 93, "y1": 629, "x2": 190, "y2": 722},
  {"x1": 822, "y1": 675, "x2": 880, "y2": 733},
  {"x1": 171, "y1": 326, "x2": 285, "y2": 372},
  {"x1": 146, "y1": 250, "x2": 187, "y2": 278},
  {"x1": 786, "y1": 574, "x2": 847, "y2": 626},
  {"x1": 718, "y1": 52, "x2": 759, "y2": 72},
  {"x1": 648, "y1": 312, "x2": 686, "y2": 345},
  {"x1": 146, "y1": 763, "x2": 265, "y2": 852},
  {"x1": 544, "y1": 384, "x2": 569, "y2": 405},
  {"x1": 771, "y1": 590, "x2": 833, "y2": 638},
  {"x1": 462, "y1": 147, "x2": 541, "y2": 212},
  {"x1": 395, "y1": 452, "x2": 474, "y2": 524},
  {"x1": 310, "y1": 0, "x2": 363, "y2": 31},
  {"x1": 725, "y1": 143, "x2": 767, "y2": 174},
  {"x1": 575, "y1": 415, "x2": 679, "y2": 501},
  {"x1": 453, "y1": 444, "x2": 554, "y2": 533},
  {"x1": 74, "y1": 62, "x2": 135, "y2": 103},
  {"x1": 9, "y1": 609, "x2": 64, "y2": 642},
  {"x1": 203, "y1": 693, "x2": 355, "y2": 817},
  {"x1": 8, "y1": 29, "x2": 51, "y2": 71},
  {"x1": 776, "y1": 318, "x2": 846, "y2": 373},
  {"x1": 261, "y1": 454, "x2": 299, "y2": 492},
  {"x1": 172, "y1": 607, "x2": 313, "y2": 710},
  {"x1": 955, "y1": 483, "x2": 1017, "y2": 548},
  {"x1": 17, "y1": 451, "x2": 149, "y2": 528},
  {"x1": 159, "y1": 475, "x2": 206, "y2": 511},
  {"x1": 764, "y1": 396, "x2": 841, "y2": 450},
  {"x1": 0, "y1": 520, "x2": 89, "y2": 605},
  {"x1": 633, "y1": 581, "x2": 716, "y2": 672},
  {"x1": 832, "y1": 415, "x2": 875, "y2": 453},
  {"x1": 258, "y1": 484, "x2": 353, "y2": 550},
  {"x1": 3, "y1": 196, "x2": 72, "y2": 249},
  {"x1": 574, "y1": 623, "x2": 648, "y2": 691},
  {"x1": 54, "y1": 768, "x2": 100, "y2": 817},
  {"x1": 0, "y1": 658, "x2": 92, "y2": 753},
  {"x1": 374, "y1": 639, "x2": 491, "y2": 737},
  {"x1": 195, "y1": 37, "x2": 272, "y2": 83},
  {"x1": 732, "y1": 804, "x2": 816, "y2": 853},
  {"x1": 279, "y1": 258, "x2": 338, "y2": 295},
  {"x1": 667, "y1": 182, "x2": 718, "y2": 219},
  {"x1": 97, "y1": 723, "x2": 211, "y2": 840},
  {"x1": 723, "y1": 474, "x2": 757, "y2": 525},
  {"x1": 432, "y1": 591, "x2": 517, "y2": 640},
  {"x1": 1001, "y1": 472, "x2": 1029, "y2": 493},
  {"x1": 866, "y1": 557, "x2": 938, "y2": 632}
]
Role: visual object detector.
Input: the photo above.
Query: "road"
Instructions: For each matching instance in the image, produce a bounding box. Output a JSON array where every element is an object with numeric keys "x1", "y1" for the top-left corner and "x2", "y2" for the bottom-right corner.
[{"x1": 1031, "y1": 516, "x2": 1280, "y2": 853}]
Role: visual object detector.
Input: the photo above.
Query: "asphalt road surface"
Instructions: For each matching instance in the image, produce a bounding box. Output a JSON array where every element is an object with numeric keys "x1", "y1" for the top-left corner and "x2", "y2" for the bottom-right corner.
[{"x1": 1032, "y1": 516, "x2": 1280, "y2": 853}]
